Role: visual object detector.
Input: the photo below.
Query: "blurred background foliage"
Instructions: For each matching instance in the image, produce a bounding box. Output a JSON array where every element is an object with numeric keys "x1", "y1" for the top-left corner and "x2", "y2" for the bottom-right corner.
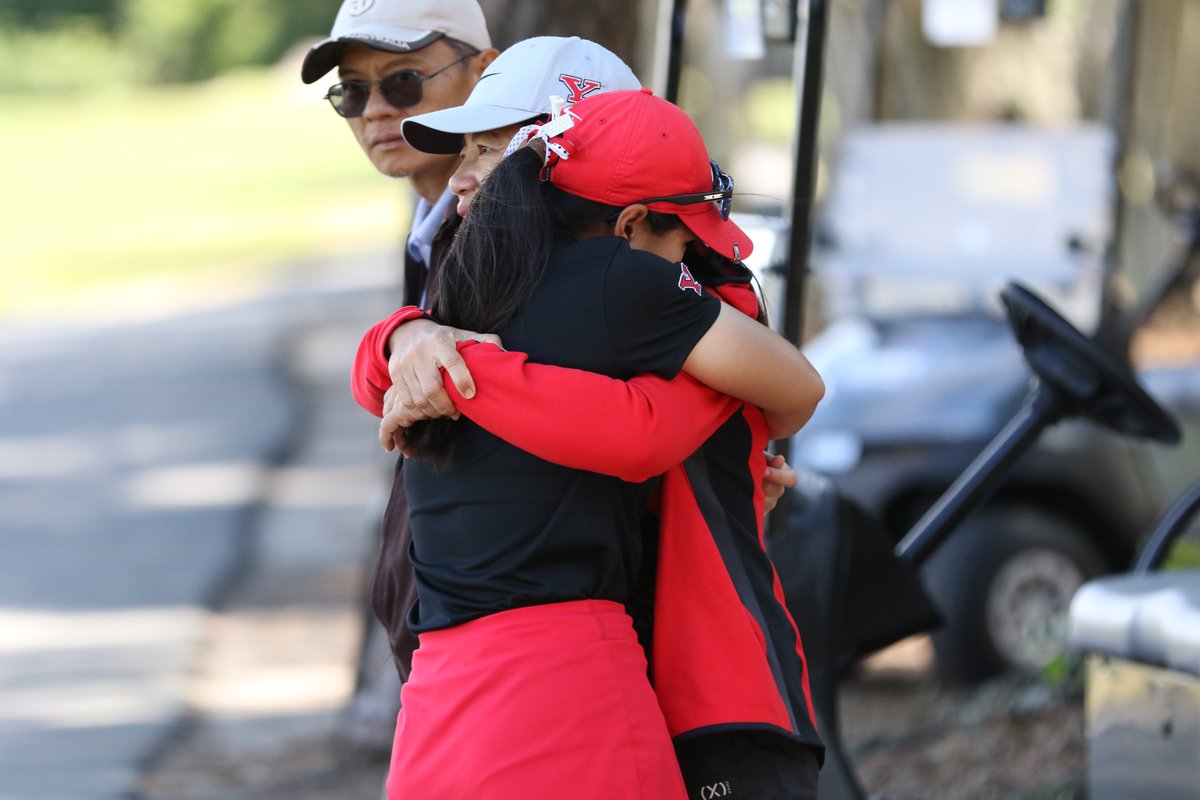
[
  {"x1": 0, "y1": 0, "x2": 389, "y2": 318},
  {"x1": 3, "y1": 0, "x2": 1196, "y2": 330},
  {"x1": 0, "y1": 0, "x2": 644, "y2": 318},
  {"x1": 0, "y1": 0, "x2": 339, "y2": 91},
  {"x1": 0, "y1": 0, "x2": 645, "y2": 93}
]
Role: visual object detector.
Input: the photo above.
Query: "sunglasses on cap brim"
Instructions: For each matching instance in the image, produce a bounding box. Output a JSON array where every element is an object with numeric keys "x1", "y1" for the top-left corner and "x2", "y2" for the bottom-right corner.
[
  {"x1": 629, "y1": 161, "x2": 735, "y2": 220},
  {"x1": 324, "y1": 54, "x2": 472, "y2": 119}
]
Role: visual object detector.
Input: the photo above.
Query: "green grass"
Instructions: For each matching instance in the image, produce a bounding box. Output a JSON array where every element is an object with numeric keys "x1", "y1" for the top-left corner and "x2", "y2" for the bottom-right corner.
[
  {"x1": 1165, "y1": 536, "x2": 1200, "y2": 570},
  {"x1": 0, "y1": 68, "x2": 407, "y2": 317}
]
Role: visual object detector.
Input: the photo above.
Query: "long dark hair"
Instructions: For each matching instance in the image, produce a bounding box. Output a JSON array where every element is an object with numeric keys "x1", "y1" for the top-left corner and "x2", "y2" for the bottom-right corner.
[
  {"x1": 406, "y1": 146, "x2": 631, "y2": 465},
  {"x1": 426, "y1": 146, "x2": 554, "y2": 332}
]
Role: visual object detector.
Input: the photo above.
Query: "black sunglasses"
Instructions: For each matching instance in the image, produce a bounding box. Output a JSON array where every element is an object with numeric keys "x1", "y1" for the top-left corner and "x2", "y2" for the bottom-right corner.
[
  {"x1": 324, "y1": 55, "x2": 472, "y2": 118},
  {"x1": 632, "y1": 161, "x2": 735, "y2": 220}
]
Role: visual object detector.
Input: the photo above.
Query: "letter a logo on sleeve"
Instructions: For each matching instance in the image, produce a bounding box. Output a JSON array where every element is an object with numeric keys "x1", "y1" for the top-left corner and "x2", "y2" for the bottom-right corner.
[{"x1": 678, "y1": 264, "x2": 702, "y2": 295}]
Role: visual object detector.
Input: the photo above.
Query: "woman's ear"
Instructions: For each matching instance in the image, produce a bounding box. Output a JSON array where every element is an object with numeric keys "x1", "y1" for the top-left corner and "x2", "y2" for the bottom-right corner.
[{"x1": 611, "y1": 204, "x2": 651, "y2": 241}]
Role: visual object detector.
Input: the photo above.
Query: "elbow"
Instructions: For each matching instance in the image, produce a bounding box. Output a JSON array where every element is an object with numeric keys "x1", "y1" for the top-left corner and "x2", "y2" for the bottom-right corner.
[
  {"x1": 799, "y1": 366, "x2": 826, "y2": 422},
  {"x1": 810, "y1": 369, "x2": 826, "y2": 407},
  {"x1": 767, "y1": 371, "x2": 825, "y2": 440},
  {"x1": 619, "y1": 460, "x2": 668, "y2": 484},
  {"x1": 615, "y1": 451, "x2": 675, "y2": 483}
]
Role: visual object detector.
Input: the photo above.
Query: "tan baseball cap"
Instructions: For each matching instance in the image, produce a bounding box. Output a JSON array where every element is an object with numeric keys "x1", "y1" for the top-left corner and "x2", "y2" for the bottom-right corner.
[{"x1": 301, "y1": 0, "x2": 492, "y2": 85}]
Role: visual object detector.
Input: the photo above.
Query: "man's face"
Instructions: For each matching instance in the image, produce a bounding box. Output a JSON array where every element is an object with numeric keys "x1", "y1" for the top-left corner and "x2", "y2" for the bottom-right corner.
[
  {"x1": 336, "y1": 41, "x2": 483, "y2": 179},
  {"x1": 448, "y1": 124, "x2": 524, "y2": 217}
]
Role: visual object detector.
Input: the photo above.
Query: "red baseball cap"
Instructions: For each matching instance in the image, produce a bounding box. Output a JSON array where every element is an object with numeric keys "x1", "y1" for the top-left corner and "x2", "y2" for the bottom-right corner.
[{"x1": 543, "y1": 88, "x2": 753, "y2": 261}]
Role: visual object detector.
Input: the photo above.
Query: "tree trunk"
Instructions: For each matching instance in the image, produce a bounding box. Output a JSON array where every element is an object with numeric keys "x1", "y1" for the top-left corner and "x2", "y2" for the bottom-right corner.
[{"x1": 477, "y1": 0, "x2": 645, "y2": 74}]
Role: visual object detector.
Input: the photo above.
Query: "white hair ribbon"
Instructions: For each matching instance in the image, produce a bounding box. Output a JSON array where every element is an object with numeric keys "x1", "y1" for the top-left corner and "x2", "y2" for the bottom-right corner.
[{"x1": 501, "y1": 94, "x2": 579, "y2": 162}]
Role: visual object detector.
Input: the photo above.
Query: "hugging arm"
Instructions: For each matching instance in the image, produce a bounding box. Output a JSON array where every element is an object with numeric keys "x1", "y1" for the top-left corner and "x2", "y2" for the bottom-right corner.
[
  {"x1": 354, "y1": 286, "x2": 821, "y2": 482},
  {"x1": 419, "y1": 341, "x2": 741, "y2": 483},
  {"x1": 681, "y1": 302, "x2": 825, "y2": 440},
  {"x1": 354, "y1": 306, "x2": 739, "y2": 482}
]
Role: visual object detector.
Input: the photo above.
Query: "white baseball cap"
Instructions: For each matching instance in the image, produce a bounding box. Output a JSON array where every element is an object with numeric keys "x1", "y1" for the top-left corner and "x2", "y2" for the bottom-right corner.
[
  {"x1": 401, "y1": 36, "x2": 641, "y2": 155},
  {"x1": 301, "y1": 0, "x2": 492, "y2": 85}
]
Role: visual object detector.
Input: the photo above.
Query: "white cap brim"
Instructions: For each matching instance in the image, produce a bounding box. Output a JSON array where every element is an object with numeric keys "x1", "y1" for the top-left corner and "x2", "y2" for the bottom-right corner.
[{"x1": 402, "y1": 104, "x2": 543, "y2": 154}]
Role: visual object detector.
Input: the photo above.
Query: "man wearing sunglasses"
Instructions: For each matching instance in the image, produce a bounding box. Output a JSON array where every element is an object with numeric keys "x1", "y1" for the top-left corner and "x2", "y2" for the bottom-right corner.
[{"x1": 302, "y1": 0, "x2": 499, "y2": 305}]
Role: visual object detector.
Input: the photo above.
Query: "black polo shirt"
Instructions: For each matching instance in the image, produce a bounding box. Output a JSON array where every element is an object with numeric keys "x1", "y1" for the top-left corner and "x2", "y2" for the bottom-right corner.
[{"x1": 405, "y1": 236, "x2": 721, "y2": 633}]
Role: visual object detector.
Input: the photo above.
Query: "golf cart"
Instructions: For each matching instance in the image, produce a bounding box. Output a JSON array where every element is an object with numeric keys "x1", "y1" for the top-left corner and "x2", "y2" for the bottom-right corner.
[
  {"x1": 789, "y1": 120, "x2": 1173, "y2": 685},
  {"x1": 1061, "y1": 163, "x2": 1200, "y2": 800},
  {"x1": 660, "y1": 0, "x2": 1199, "y2": 797}
]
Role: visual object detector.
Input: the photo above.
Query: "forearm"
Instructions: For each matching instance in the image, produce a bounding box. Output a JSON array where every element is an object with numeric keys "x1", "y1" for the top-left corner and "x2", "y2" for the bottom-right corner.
[
  {"x1": 683, "y1": 303, "x2": 825, "y2": 440},
  {"x1": 447, "y1": 342, "x2": 741, "y2": 482}
]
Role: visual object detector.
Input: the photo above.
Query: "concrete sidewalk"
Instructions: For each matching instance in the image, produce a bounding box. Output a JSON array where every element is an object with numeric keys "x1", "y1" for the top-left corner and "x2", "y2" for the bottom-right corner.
[
  {"x1": 0, "y1": 250, "x2": 401, "y2": 800},
  {"x1": 135, "y1": 262, "x2": 404, "y2": 799},
  {"x1": 132, "y1": 256, "x2": 404, "y2": 799}
]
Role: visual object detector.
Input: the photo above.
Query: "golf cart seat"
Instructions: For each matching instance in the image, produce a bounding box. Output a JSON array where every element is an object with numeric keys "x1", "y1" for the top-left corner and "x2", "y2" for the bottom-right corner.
[
  {"x1": 1067, "y1": 566, "x2": 1200, "y2": 798},
  {"x1": 771, "y1": 467, "x2": 943, "y2": 672},
  {"x1": 1068, "y1": 571, "x2": 1200, "y2": 678},
  {"x1": 767, "y1": 467, "x2": 944, "y2": 800}
]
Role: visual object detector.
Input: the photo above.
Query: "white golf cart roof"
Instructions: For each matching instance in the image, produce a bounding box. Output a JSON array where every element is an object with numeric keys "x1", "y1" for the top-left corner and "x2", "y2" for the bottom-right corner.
[{"x1": 816, "y1": 122, "x2": 1113, "y2": 332}]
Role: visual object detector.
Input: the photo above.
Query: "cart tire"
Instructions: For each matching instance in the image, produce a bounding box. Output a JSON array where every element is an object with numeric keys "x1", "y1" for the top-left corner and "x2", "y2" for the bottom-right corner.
[{"x1": 920, "y1": 505, "x2": 1107, "y2": 685}]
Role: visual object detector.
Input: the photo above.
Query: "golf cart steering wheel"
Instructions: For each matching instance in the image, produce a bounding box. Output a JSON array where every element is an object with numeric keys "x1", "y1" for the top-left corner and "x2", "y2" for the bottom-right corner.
[{"x1": 1000, "y1": 282, "x2": 1181, "y2": 444}]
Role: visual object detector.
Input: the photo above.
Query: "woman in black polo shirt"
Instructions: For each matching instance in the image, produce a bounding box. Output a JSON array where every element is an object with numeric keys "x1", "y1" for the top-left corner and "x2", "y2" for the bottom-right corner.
[{"x1": 383, "y1": 89, "x2": 822, "y2": 800}]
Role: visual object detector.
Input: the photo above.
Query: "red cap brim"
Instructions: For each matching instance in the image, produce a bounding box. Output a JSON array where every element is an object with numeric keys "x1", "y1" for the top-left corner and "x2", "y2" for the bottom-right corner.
[{"x1": 658, "y1": 202, "x2": 753, "y2": 262}]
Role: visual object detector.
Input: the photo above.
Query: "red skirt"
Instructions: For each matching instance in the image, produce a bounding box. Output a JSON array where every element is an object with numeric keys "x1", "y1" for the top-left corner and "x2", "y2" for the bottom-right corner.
[{"x1": 386, "y1": 599, "x2": 687, "y2": 799}]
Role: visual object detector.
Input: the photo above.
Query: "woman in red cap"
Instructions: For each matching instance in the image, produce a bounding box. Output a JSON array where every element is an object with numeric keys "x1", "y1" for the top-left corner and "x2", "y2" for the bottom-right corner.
[{"x1": 369, "y1": 89, "x2": 823, "y2": 799}]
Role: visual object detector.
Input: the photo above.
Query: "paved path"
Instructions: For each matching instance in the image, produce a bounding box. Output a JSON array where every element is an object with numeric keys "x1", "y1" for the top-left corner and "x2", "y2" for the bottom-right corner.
[{"x1": 0, "y1": 253, "x2": 399, "y2": 800}]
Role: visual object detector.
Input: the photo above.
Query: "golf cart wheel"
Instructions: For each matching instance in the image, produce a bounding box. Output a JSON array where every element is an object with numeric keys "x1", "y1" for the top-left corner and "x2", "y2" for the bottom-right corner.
[{"x1": 921, "y1": 505, "x2": 1107, "y2": 685}]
